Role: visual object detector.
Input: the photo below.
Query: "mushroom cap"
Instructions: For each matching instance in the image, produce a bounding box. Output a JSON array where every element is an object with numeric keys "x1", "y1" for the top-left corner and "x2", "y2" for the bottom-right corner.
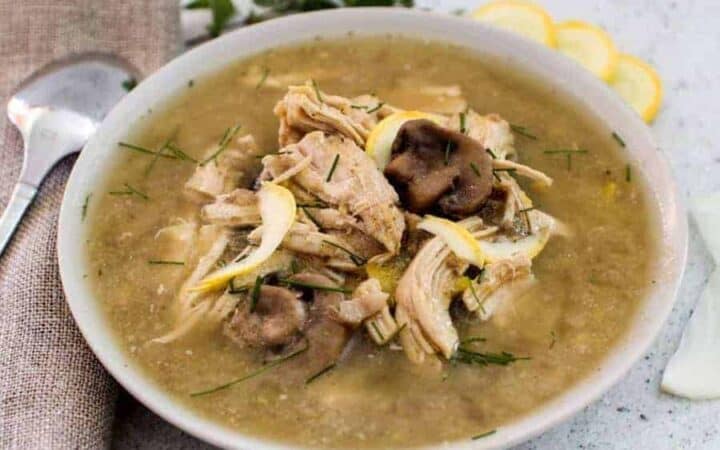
[{"x1": 384, "y1": 119, "x2": 494, "y2": 217}]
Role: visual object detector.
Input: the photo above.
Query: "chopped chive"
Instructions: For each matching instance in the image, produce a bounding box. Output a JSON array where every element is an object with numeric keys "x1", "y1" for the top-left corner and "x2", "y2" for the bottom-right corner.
[
  {"x1": 305, "y1": 363, "x2": 336, "y2": 384},
  {"x1": 452, "y1": 348, "x2": 530, "y2": 366},
  {"x1": 380, "y1": 323, "x2": 407, "y2": 346},
  {"x1": 188, "y1": 79, "x2": 195, "y2": 88},
  {"x1": 166, "y1": 143, "x2": 197, "y2": 163},
  {"x1": 312, "y1": 79, "x2": 323, "y2": 102},
  {"x1": 296, "y1": 202, "x2": 328, "y2": 208},
  {"x1": 444, "y1": 141, "x2": 453, "y2": 165},
  {"x1": 469, "y1": 162, "x2": 482, "y2": 177},
  {"x1": 510, "y1": 124, "x2": 537, "y2": 140},
  {"x1": 228, "y1": 279, "x2": 249, "y2": 295},
  {"x1": 371, "y1": 321, "x2": 385, "y2": 341},
  {"x1": 543, "y1": 149, "x2": 588, "y2": 154},
  {"x1": 109, "y1": 183, "x2": 149, "y2": 200},
  {"x1": 81, "y1": 194, "x2": 91, "y2": 221},
  {"x1": 290, "y1": 259, "x2": 301, "y2": 274},
  {"x1": 485, "y1": 148, "x2": 497, "y2": 159},
  {"x1": 255, "y1": 67, "x2": 270, "y2": 89},
  {"x1": 472, "y1": 430, "x2": 497, "y2": 440},
  {"x1": 301, "y1": 206, "x2": 322, "y2": 229},
  {"x1": 119, "y1": 142, "x2": 178, "y2": 159},
  {"x1": 493, "y1": 171, "x2": 501, "y2": 182},
  {"x1": 460, "y1": 336, "x2": 487, "y2": 345},
  {"x1": 625, "y1": 164, "x2": 632, "y2": 182},
  {"x1": 567, "y1": 153, "x2": 572, "y2": 171},
  {"x1": 493, "y1": 168, "x2": 517, "y2": 174},
  {"x1": 519, "y1": 207, "x2": 536, "y2": 213},
  {"x1": 148, "y1": 260, "x2": 184, "y2": 265},
  {"x1": 322, "y1": 239, "x2": 366, "y2": 266},
  {"x1": 366, "y1": 102, "x2": 385, "y2": 114},
  {"x1": 612, "y1": 131, "x2": 626, "y2": 147},
  {"x1": 350, "y1": 104, "x2": 369, "y2": 110},
  {"x1": 189, "y1": 344, "x2": 308, "y2": 397},
  {"x1": 250, "y1": 275, "x2": 263, "y2": 312},
  {"x1": 201, "y1": 124, "x2": 242, "y2": 165},
  {"x1": 326, "y1": 154, "x2": 340, "y2": 182},
  {"x1": 278, "y1": 278, "x2": 352, "y2": 294},
  {"x1": 254, "y1": 150, "x2": 288, "y2": 159},
  {"x1": 459, "y1": 111, "x2": 467, "y2": 134}
]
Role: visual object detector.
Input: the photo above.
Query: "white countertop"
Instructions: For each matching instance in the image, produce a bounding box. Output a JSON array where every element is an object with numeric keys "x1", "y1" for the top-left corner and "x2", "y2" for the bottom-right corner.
[{"x1": 113, "y1": 1, "x2": 720, "y2": 449}]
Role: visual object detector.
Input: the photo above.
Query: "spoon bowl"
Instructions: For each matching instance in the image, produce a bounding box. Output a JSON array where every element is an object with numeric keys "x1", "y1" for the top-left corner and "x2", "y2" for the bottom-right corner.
[{"x1": 1, "y1": 54, "x2": 136, "y2": 255}]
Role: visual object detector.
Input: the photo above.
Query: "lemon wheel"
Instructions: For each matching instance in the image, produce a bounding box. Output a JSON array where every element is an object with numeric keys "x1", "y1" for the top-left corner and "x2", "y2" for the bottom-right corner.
[
  {"x1": 610, "y1": 54, "x2": 663, "y2": 123},
  {"x1": 366, "y1": 111, "x2": 444, "y2": 170},
  {"x1": 555, "y1": 20, "x2": 618, "y2": 81},
  {"x1": 472, "y1": 1, "x2": 556, "y2": 47}
]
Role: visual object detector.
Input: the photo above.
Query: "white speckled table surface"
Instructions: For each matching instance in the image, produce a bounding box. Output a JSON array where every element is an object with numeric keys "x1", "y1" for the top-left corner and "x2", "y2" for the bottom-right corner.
[{"x1": 113, "y1": 1, "x2": 719, "y2": 449}]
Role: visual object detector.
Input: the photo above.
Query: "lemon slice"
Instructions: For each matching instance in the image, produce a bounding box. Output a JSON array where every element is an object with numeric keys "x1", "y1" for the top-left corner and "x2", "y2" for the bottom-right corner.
[
  {"x1": 193, "y1": 183, "x2": 296, "y2": 293},
  {"x1": 478, "y1": 226, "x2": 551, "y2": 263},
  {"x1": 472, "y1": 1, "x2": 556, "y2": 47},
  {"x1": 610, "y1": 54, "x2": 663, "y2": 123},
  {"x1": 366, "y1": 111, "x2": 444, "y2": 170},
  {"x1": 417, "y1": 216, "x2": 486, "y2": 267},
  {"x1": 555, "y1": 20, "x2": 618, "y2": 81}
]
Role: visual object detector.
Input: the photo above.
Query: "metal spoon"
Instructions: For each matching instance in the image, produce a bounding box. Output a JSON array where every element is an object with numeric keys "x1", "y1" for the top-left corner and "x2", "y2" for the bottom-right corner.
[{"x1": 1, "y1": 54, "x2": 136, "y2": 256}]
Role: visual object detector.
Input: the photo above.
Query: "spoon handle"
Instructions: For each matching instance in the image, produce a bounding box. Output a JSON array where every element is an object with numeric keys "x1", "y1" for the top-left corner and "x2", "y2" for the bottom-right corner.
[{"x1": 0, "y1": 182, "x2": 37, "y2": 257}]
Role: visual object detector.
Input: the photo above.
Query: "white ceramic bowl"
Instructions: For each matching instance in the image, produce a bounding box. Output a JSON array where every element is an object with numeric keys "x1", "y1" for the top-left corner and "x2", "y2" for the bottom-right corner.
[{"x1": 58, "y1": 8, "x2": 687, "y2": 450}]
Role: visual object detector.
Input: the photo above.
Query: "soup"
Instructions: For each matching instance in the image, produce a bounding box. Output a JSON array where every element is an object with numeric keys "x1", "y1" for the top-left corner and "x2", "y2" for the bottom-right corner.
[{"x1": 87, "y1": 36, "x2": 656, "y2": 448}]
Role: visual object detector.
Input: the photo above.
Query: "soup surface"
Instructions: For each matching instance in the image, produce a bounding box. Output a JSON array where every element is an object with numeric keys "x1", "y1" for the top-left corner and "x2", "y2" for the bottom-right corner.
[{"x1": 87, "y1": 37, "x2": 656, "y2": 448}]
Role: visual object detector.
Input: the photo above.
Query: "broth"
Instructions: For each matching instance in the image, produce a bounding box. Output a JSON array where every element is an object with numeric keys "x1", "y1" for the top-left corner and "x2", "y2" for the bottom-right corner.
[{"x1": 87, "y1": 36, "x2": 656, "y2": 448}]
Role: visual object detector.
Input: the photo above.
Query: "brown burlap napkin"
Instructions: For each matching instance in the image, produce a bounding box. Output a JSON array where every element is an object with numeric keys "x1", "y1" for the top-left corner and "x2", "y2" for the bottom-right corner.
[{"x1": 0, "y1": 1, "x2": 180, "y2": 448}]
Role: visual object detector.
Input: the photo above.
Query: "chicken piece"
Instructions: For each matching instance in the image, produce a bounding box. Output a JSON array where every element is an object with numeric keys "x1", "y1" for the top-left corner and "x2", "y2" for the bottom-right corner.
[
  {"x1": 461, "y1": 254, "x2": 532, "y2": 316},
  {"x1": 394, "y1": 217, "x2": 495, "y2": 363},
  {"x1": 184, "y1": 134, "x2": 260, "y2": 202},
  {"x1": 492, "y1": 159, "x2": 553, "y2": 187},
  {"x1": 334, "y1": 278, "x2": 389, "y2": 326},
  {"x1": 153, "y1": 220, "x2": 197, "y2": 265},
  {"x1": 274, "y1": 82, "x2": 383, "y2": 147},
  {"x1": 247, "y1": 222, "x2": 372, "y2": 271},
  {"x1": 201, "y1": 189, "x2": 260, "y2": 227},
  {"x1": 447, "y1": 111, "x2": 516, "y2": 160},
  {"x1": 261, "y1": 131, "x2": 405, "y2": 254},
  {"x1": 224, "y1": 286, "x2": 307, "y2": 348}
]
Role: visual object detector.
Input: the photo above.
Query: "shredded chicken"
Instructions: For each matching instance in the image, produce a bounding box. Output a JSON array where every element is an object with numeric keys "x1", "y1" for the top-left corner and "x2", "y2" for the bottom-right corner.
[
  {"x1": 394, "y1": 217, "x2": 497, "y2": 363},
  {"x1": 334, "y1": 278, "x2": 389, "y2": 326},
  {"x1": 185, "y1": 134, "x2": 260, "y2": 202},
  {"x1": 448, "y1": 111, "x2": 516, "y2": 160},
  {"x1": 461, "y1": 254, "x2": 532, "y2": 316},
  {"x1": 261, "y1": 131, "x2": 405, "y2": 254},
  {"x1": 492, "y1": 159, "x2": 553, "y2": 187},
  {"x1": 274, "y1": 82, "x2": 383, "y2": 147},
  {"x1": 201, "y1": 189, "x2": 260, "y2": 227}
]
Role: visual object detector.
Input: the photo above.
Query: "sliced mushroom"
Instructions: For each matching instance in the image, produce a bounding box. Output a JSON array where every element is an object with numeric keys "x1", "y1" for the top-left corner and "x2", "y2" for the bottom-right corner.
[
  {"x1": 224, "y1": 285, "x2": 307, "y2": 348},
  {"x1": 384, "y1": 119, "x2": 494, "y2": 217}
]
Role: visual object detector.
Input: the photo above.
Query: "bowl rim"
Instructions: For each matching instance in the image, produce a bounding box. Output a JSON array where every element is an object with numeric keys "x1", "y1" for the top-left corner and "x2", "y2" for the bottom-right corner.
[{"x1": 57, "y1": 7, "x2": 688, "y2": 450}]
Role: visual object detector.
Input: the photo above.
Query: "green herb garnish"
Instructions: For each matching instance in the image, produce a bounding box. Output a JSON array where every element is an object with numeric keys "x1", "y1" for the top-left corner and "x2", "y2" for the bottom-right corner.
[
  {"x1": 122, "y1": 78, "x2": 137, "y2": 91},
  {"x1": 366, "y1": 102, "x2": 384, "y2": 114},
  {"x1": 469, "y1": 162, "x2": 482, "y2": 177},
  {"x1": 228, "y1": 278, "x2": 249, "y2": 294},
  {"x1": 371, "y1": 321, "x2": 385, "y2": 341},
  {"x1": 119, "y1": 142, "x2": 178, "y2": 159},
  {"x1": 250, "y1": 275, "x2": 264, "y2": 312},
  {"x1": 312, "y1": 79, "x2": 323, "y2": 102},
  {"x1": 81, "y1": 194, "x2": 91, "y2": 221},
  {"x1": 305, "y1": 363, "x2": 336, "y2": 384},
  {"x1": 452, "y1": 347, "x2": 530, "y2": 366},
  {"x1": 325, "y1": 154, "x2": 340, "y2": 182},
  {"x1": 612, "y1": 131, "x2": 626, "y2": 147},
  {"x1": 510, "y1": 124, "x2": 537, "y2": 140},
  {"x1": 148, "y1": 260, "x2": 185, "y2": 265},
  {"x1": 460, "y1": 336, "x2": 487, "y2": 345},
  {"x1": 187, "y1": 0, "x2": 236, "y2": 37},
  {"x1": 189, "y1": 344, "x2": 308, "y2": 397},
  {"x1": 468, "y1": 281, "x2": 486, "y2": 315},
  {"x1": 301, "y1": 206, "x2": 322, "y2": 228},
  {"x1": 256, "y1": 67, "x2": 270, "y2": 89},
  {"x1": 109, "y1": 183, "x2": 149, "y2": 200},
  {"x1": 201, "y1": 124, "x2": 242, "y2": 165},
  {"x1": 279, "y1": 278, "x2": 352, "y2": 294},
  {"x1": 625, "y1": 164, "x2": 632, "y2": 182},
  {"x1": 471, "y1": 430, "x2": 497, "y2": 440},
  {"x1": 485, "y1": 148, "x2": 497, "y2": 159},
  {"x1": 322, "y1": 239, "x2": 366, "y2": 266},
  {"x1": 459, "y1": 111, "x2": 467, "y2": 134},
  {"x1": 380, "y1": 323, "x2": 407, "y2": 346},
  {"x1": 166, "y1": 143, "x2": 197, "y2": 163},
  {"x1": 444, "y1": 141, "x2": 453, "y2": 165},
  {"x1": 296, "y1": 202, "x2": 328, "y2": 208}
]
